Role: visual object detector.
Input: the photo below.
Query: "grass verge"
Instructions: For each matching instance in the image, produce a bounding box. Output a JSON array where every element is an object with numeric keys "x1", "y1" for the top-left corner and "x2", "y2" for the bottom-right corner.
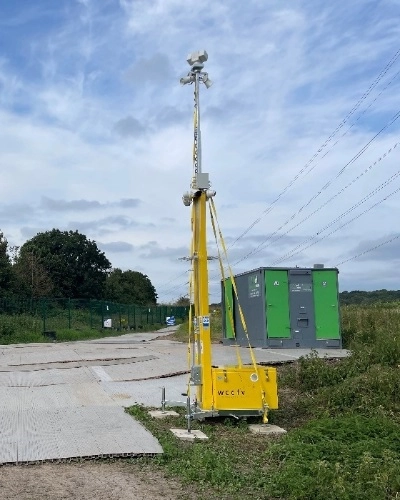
[
  {"x1": 128, "y1": 318, "x2": 400, "y2": 499},
  {"x1": 0, "y1": 313, "x2": 167, "y2": 344},
  {"x1": 128, "y1": 404, "x2": 400, "y2": 500}
]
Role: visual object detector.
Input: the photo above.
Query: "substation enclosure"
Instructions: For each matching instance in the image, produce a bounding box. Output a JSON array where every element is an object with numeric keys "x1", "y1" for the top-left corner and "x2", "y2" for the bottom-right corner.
[{"x1": 222, "y1": 266, "x2": 341, "y2": 349}]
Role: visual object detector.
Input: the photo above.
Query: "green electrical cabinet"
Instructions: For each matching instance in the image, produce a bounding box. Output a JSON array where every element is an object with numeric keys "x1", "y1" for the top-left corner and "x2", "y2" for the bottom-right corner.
[
  {"x1": 222, "y1": 266, "x2": 341, "y2": 349},
  {"x1": 265, "y1": 270, "x2": 291, "y2": 339},
  {"x1": 223, "y1": 277, "x2": 235, "y2": 340},
  {"x1": 313, "y1": 270, "x2": 341, "y2": 340}
]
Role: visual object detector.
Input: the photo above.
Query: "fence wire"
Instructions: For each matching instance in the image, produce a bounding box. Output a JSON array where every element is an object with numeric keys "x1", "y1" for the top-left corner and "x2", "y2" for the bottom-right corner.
[{"x1": 0, "y1": 297, "x2": 188, "y2": 334}]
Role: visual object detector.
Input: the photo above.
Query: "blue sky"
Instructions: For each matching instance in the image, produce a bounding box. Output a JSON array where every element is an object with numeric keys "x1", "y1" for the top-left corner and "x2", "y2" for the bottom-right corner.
[{"x1": 1, "y1": 0, "x2": 400, "y2": 303}]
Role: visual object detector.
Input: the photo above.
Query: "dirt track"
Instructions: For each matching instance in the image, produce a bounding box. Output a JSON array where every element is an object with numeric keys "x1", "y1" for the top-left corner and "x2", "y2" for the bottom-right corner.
[{"x1": 0, "y1": 461, "x2": 192, "y2": 500}]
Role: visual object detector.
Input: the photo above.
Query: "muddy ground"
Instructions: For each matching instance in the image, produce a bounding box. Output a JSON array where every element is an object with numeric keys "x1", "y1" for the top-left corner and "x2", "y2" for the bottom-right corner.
[{"x1": 0, "y1": 461, "x2": 198, "y2": 500}]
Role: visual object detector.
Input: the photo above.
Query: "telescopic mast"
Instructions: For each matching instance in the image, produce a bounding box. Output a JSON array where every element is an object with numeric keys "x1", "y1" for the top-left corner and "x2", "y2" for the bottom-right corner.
[{"x1": 180, "y1": 51, "x2": 278, "y2": 421}]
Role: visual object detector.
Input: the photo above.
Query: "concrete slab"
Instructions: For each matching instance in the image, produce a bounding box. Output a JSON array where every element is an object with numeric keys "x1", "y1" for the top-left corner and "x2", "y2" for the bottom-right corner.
[
  {"x1": 101, "y1": 374, "x2": 189, "y2": 408},
  {"x1": 249, "y1": 424, "x2": 287, "y2": 436},
  {"x1": 0, "y1": 355, "x2": 158, "y2": 373},
  {"x1": 149, "y1": 410, "x2": 179, "y2": 419},
  {"x1": 0, "y1": 405, "x2": 162, "y2": 464},
  {"x1": 211, "y1": 345, "x2": 349, "y2": 366},
  {"x1": 101, "y1": 355, "x2": 187, "y2": 382},
  {"x1": 170, "y1": 429, "x2": 208, "y2": 441},
  {"x1": 0, "y1": 366, "x2": 97, "y2": 387}
]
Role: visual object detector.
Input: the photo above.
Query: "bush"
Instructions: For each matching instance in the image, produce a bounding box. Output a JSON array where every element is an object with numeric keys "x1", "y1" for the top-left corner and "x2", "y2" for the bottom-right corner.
[
  {"x1": 0, "y1": 317, "x2": 16, "y2": 337},
  {"x1": 283, "y1": 350, "x2": 344, "y2": 391},
  {"x1": 313, "y1": 365, "x2": 400, "y2": 419}
]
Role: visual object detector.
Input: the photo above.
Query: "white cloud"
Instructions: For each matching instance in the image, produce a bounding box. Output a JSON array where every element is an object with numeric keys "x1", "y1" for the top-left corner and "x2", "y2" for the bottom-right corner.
[{"x1": 1, "y1": 0, "x2": 400, "y2": 303}]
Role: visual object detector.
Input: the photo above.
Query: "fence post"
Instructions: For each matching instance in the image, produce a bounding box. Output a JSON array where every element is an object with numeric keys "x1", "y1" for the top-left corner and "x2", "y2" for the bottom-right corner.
[
  {"x1": 101, "y1": 301, "x2": 104, "y2": 328},
  {"x1": 42, "y1": 299, "x2": 46, "y2": 333},
  {"x1": 119, "y1": 303, "x2": 122, "y2": 330},
  {"x1": 68, "y1": 298, "x2": 71, "y2": 329},
  {"x1": 90, "y1": 301, "x2": 93, "y2": 329},
  {"x1": 127, "y1": 305, "x2": 130, "y2": 330}
]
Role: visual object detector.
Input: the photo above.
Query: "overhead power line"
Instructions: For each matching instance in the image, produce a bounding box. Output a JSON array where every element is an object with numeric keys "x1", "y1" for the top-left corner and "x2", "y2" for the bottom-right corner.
[
  {"x1": 233, "y1": 113, "x2": 400, "y2": 267},
  {"x1": 273, "y1": 180, "x2": 400, "y2": 265},
  {"x1": 335, "y1": 233, "x2": 400, "y2": 266},
  {"x1": 300, "y1": 68, "x2": 400, "y2": 180},
  {"x1": 227, "y1": 46, "x2": 400, "y2": 250},
  {"x1": 158, "y1": 279, "x2": 189, "y2": 297},
  {"x1": 247, "y1": 141, "x2": 398, "y2": 260},
  {"x1": 156, "y1": 270, "x2": 188, "y2": 292}
]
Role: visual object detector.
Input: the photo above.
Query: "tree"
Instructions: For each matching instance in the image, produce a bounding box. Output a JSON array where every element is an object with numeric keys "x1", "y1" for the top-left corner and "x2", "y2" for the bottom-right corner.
[
  {"x1": 18, "y1": 229, "x2": 111, "y2": 299},
  {"x1": 13, "y1": 252, "x2": 54, "y2": 298},
  {"x1": 339, "y1": 289, "x2": 400, "y2": 305},
  {"x1": 105, "y1": 268, "x2": 158, "y2": 305},
  {"x1": 0, "y1": 232, "x2": 12, "y2": 296},
  {"x1": 174, "y1": 296, "x2": 190, "y2": 307}
]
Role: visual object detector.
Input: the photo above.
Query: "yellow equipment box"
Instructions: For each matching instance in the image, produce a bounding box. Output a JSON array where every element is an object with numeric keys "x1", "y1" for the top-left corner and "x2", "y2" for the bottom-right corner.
[{"x1": 211, "y1": 365, "x2": 278, "y2": 411}]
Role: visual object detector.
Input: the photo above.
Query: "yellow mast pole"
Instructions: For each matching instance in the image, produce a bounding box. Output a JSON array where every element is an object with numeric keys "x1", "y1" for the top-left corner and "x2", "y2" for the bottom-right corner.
[
  {"x1": 192, "y1": 190, "x2": 213, "y2": 409},
  {"x1": 181, "y1": 51, "x2": 214, "y2": 411}
]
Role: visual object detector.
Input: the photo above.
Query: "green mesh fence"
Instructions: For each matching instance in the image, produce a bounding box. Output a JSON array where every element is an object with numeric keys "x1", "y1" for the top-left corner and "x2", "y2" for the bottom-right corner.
[{"x1": 0, "y1": 297, "x2": 188, "y2": 333}]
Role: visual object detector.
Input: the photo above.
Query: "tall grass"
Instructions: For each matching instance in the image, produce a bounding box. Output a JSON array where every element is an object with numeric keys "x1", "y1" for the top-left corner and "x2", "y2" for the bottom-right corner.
[{"x1": 341, "y1": 302, "x2": 400, "y2": 348}]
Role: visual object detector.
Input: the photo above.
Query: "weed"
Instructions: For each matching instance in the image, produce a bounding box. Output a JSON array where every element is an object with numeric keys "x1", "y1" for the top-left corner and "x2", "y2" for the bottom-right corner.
[{"x1": 283, "y1": 350, "x2": 344, "y2": 391}]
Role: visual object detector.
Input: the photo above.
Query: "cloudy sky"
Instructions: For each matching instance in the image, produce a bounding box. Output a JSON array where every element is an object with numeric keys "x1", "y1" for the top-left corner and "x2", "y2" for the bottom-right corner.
[{"x1": 1, "y1": 0, "x2": 400, "y2": 303}]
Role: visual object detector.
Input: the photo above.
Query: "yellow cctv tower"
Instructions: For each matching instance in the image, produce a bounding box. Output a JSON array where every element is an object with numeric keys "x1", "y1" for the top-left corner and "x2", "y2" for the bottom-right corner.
[{"x1": 180, "y1": 51, "x2": 278, "y2": 422}]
